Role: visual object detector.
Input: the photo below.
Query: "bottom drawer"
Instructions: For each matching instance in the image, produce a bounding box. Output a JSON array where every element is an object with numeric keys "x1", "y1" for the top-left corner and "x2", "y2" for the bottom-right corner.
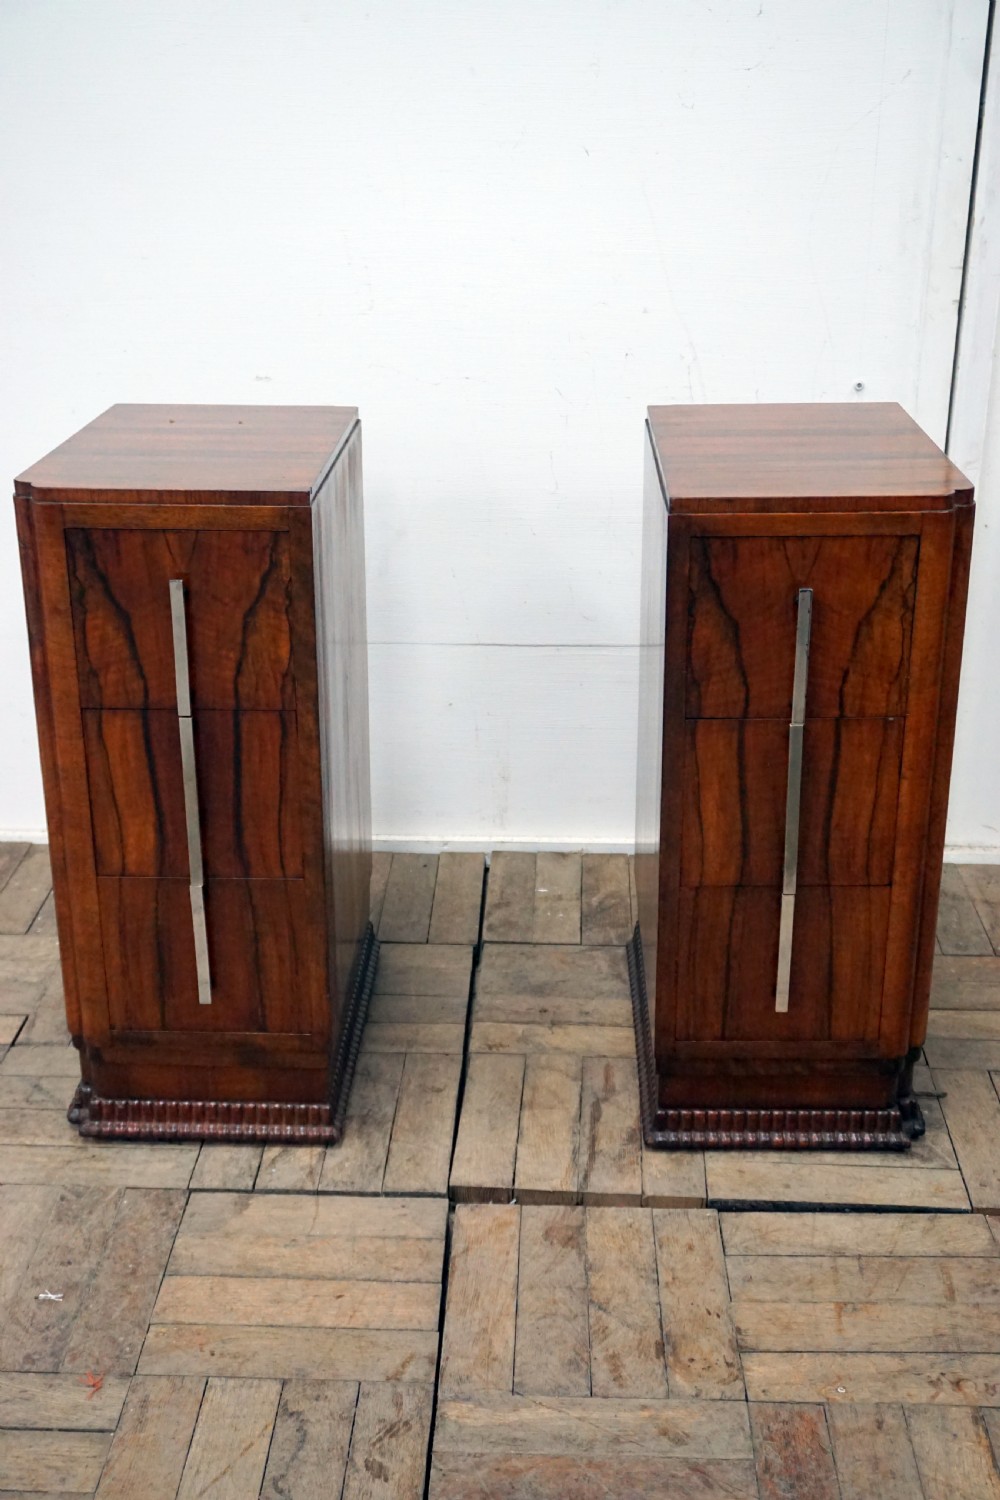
[
  {"x1": 675, "y1": 886, "x2": 890, "y2": 1046},
  {"x1": 99, "y1": 877, "x2": 325, "y2": 1037}
]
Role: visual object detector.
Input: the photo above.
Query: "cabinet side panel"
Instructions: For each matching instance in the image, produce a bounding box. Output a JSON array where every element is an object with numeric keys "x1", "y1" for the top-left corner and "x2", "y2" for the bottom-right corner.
[
  {"x1": 910, "y1": 502, "x2": 975, "y2": 1049},
  {"x1": 24, "y1": 503, "x2": 110, "y2": 1044},
  {"x1": 311, "y1": 425, "x2": 373, "y2": 1016},
  {"x1": 635, "y1": 432, "x2": 668, "y2": 1032},
  {"x1": 14, "y1": 496, "x2": 82, "y2": 1037},
  {"x1": 879, "y1": 510, "x2": 955, "y2": 1056},
  {"x1": 655, "y1": 515, "x2": 691, "y2": 1061}
]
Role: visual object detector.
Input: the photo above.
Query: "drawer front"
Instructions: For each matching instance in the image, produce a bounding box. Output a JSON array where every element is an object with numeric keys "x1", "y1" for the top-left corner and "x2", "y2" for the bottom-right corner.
[
  {"x1": 83, "y1": 710, "x2": 302, "y2": 878},
  {"x1": 681, "y1": 717, "x2": 903, "y2": 888},
  {"x1": 686, "y1": 534, "x2": 918, "y2": 718},
  {"x1": 67, "y1": 528, "x2": 294, "y2": 708},
  {"x1": 99, "y1": 877, "x2": 322, "y2": 1036},
  {"x1": 675, "y1": 886, "x2": 890, "y2": 1045}
]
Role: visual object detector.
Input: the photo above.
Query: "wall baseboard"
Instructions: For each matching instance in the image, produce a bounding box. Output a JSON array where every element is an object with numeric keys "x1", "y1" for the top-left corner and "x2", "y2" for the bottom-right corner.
[
  {"x1": 941, "y1": 844, "x2": 1000, "y2": 863},
  {"x1": 372, "y1": 837, "x2": 1000, "y2": 861},
  {"x1": 4, "y1": 831, "x2": 998, "y2": 861},
  {"x1": 372, "y1": 837, "x2": 635, "y2": 855}
]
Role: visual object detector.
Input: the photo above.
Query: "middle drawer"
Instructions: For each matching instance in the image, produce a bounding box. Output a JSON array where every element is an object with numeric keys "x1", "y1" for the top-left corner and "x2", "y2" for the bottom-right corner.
[
  {"x1": 83, "y1": 709, "x2": 302, "y2": 879},
  {"x1": 680, "y1": 716, "x2": 903, "y2": 887}
]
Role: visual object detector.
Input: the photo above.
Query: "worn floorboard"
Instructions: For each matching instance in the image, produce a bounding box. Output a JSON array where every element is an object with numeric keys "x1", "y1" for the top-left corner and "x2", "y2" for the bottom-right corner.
[
  {"x1": 2, "y1": 846, "x2": 1000, "y2": 1497},
  {"x1": 450, "y1": 934, "x2": 967, "y2": 1210}
]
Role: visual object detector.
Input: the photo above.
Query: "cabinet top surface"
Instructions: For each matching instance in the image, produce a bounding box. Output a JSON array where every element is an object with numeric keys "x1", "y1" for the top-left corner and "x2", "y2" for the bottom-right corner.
[
  {"x1": 15, "y1": 404, "x2": 358, "y2": 503},
  {"x1": 647, "y1": 402, "x2": 972, "y2": 512}
]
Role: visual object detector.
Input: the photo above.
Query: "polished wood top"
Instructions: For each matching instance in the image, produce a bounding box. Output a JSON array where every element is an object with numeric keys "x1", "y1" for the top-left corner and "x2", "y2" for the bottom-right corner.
[
  {"x1": 647, "y1": 403, "x2": 972, "y2": 513},
  {"x1": 15, "y1": 404, "x2": 358, "y2": 505}
]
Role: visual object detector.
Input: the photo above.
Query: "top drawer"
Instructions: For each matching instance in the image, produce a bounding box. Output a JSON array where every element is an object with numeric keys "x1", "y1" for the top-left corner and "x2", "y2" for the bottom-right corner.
[
  {"x1": 67, "y1": 528, "x2": 294, "y2": 709},
  {"x1": 685, "y1": 534, "x2": 919, "y2": 718}
]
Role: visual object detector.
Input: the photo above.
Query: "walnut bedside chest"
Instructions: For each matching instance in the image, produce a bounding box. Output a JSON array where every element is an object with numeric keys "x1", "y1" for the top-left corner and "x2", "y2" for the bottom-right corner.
[
  {"x1": 15, "y1": 404, "x2": 375, "y2": 1141},
  {"x1": 632, "y1": 403, "x2": 973, "y2": 1150}
]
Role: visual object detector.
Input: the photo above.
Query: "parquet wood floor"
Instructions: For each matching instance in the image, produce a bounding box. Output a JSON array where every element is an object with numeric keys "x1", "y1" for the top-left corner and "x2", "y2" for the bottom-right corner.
[{"x1": 1, "y1": 844, "x2": 999, "y2": 1496}]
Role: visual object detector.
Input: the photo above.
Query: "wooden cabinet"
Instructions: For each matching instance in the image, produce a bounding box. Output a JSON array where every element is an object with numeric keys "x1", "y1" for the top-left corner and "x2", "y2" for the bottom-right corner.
[
  {"x1": 632, "y1": 403, "x2": 974, "y2": 1150},
  {"x1": 15, "y1": 405, "x2": 374, "y2": 1141}
]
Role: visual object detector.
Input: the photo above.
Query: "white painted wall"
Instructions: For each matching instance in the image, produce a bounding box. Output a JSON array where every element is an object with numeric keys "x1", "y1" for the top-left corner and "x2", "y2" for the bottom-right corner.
[
  {"x1": 946, "y1": 12, "x2": 1000, "y2": 860},
  {"x1": 0, "y1": 0, "x2": 992, "y2": 850}
]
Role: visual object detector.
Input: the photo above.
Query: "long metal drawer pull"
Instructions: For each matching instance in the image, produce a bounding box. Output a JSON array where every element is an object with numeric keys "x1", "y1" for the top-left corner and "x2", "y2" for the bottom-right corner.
[
  {"x1": 169, "y1": 579, "x2": 212, "y2": 1005},
  {"x1": 775, "y1": 587, "x2": 813, "y2": 1014}
]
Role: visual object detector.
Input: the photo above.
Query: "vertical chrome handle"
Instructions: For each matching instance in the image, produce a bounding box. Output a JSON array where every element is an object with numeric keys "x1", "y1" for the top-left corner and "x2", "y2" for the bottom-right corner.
[
  {"x1": 775, "y1": 587, "x2": 813, "y2": 1013},
  {"x1": 169, "y1": 579, "x2": 212, "y2": 1005}
]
